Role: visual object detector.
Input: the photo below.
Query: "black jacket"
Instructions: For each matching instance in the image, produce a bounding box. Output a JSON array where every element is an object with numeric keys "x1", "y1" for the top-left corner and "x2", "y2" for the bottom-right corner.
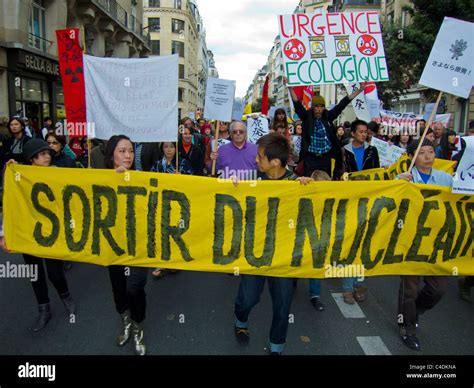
[
  {"x1": 178, "y1": 141, "x2": 203, "y2": 176},
  {"x1": 52, "y1": 152, "x2": 76, "y2": 168},
  {"x1": 293, "y1": 96, "x2": 351, "y2": 160},
  {"x1": 2, "y1": 134, "x2": 31, "y2": 166},
  {"x1": 139, "y1": 143, "x2": 162, "y2": 172},
  {"x1": 343, "y1": 142, "x2": 380, "y2": 173}
]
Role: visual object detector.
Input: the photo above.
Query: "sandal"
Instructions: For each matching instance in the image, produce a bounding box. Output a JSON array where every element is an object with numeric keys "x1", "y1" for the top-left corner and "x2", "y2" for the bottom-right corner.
[{"x1": 152, "y1": 268, "x2": 166, "y2": 278}]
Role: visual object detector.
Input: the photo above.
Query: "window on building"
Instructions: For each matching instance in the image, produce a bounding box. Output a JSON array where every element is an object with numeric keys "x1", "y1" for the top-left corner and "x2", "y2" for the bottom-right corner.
[
  {"x1": 172, "y1": 41, "x2": 185, "y2": 57},
  {"x1": 149, "y1": 0, "x2": 160, "y2": 7},
  {"x1": 151, "y1": 40, "x2": 160, "y2": 55},
  {"x1": 179, "y1": 64, "x2": 185, "y2": 79},
  {"x1": 148, "y1": 18, "x2": 160, "y2": 31},
  {"x1": 172, "y1": 19, "x2": 185, "y2": 34},
  {"x1": 178, "y1": 88, "x2": 184, "y2": 102},
  {"x1": 174, "y1": 0, "x2": 182, "y2": 9},
  {"x1": 28, "y1": 0, "x2": 46, "y2": 51}
]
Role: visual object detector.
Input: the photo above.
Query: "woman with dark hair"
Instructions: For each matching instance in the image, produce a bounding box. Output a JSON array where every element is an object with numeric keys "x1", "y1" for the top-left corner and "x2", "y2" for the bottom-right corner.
[
  {"x1": 150, "y1": 142, "x2": 193, "y2": 278},
  {"x1": 104, "y1": 135, "x2": 148, "y2": 356},
  {"x1": 3, "y1": 117, "x2": 31, "y2": 165},
  {"x1": 46, "y1": 133, "x2": 76, "y2": 168},
  {"x1": 336, "y1": 125, "x2": 345, "y2": 144},
  {"x1": 393, "y1": 131, "x2": 413, "y2": 150},
  {"x1": 435, "y1": 129, "x2": 457, "y2": 160},
  {"x1": 179, "y1": 127, "x2": 203, "y2": 175},
  {"x1": 0, "y1": 139, "x2": 75, "y2": 332},
  {"x1": 272, "y1": 108, "x2": 289, "y2": 130}
]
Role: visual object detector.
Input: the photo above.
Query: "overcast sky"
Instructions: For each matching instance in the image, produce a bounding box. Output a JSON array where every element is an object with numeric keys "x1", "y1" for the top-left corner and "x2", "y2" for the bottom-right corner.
[{"x1": 197, "y1": 0, "x2": 297, "y2": 98}]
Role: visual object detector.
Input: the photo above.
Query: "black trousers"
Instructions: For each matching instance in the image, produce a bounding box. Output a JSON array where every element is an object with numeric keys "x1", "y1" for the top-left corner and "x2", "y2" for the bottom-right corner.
[
  {"x1": 398, "y1": 275, "x2": 448, "y2": 335},
  {"x1": 464, "y1": 277, "x2": 474, "y2": 287},
  {"x1": 23, "y1": 254, "x2": 69, "y2": 305},
  {"x1": 108, "y1": 266, "x2": 148, "y2": 323},
  {"x1": 303, "y1": 152, "x2": 332, "y2": 177}
]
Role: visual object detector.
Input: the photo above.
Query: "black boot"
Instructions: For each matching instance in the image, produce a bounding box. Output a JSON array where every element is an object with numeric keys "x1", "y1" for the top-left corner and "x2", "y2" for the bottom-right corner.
[
  {"x1": 31, "y1": 303, "x2": 51, "y2": 332},
  {"x1": 60, "y1": 292, "x2": 76, "y2": 316}
]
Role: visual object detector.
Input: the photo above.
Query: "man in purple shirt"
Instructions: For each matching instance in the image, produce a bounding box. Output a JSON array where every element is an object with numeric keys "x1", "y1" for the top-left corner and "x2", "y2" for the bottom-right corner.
[{"x1": 210, "y1": 121, "x2": 258, "y2": 182}]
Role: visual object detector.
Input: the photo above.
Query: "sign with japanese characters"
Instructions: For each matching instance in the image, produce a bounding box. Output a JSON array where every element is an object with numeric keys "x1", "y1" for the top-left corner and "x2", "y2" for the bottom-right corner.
[
  {"x1": 453, "y1": 136, "x2": 474, "y2": 195},
  {"x1": 204, "y1": 77, "x2": 236, "y2": 122},
  {"x1": 247, "y1": 117, "x2": 269, "y2": 144},
  {"x1": 279, "y1": 12, "x2": 389, "y2": 86},
  {"x1": 419, "y1": 17, "x2": 474, "y2": 99}
]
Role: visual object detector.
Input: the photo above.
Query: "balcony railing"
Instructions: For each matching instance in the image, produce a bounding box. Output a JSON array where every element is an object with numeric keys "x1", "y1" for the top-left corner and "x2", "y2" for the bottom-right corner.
[{"x1": 90, "y1": 0, "x2": 149, "y2": 47}]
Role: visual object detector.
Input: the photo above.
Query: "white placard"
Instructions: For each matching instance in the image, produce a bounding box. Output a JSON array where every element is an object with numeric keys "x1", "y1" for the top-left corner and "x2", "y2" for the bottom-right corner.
[
  {"x1": 279, "y1": 12, "x2": 389, "y2": 86},
  {"x1": 247, "y1": 117, "x2": 269, "y2": 144},
  {"x1": 344, "y1": 82, "x2": 371, "y2": 122},
  {"x1": 370, "y1": 137, "x2": 405, "y2": 167},
  {"x1": 292, "y1": 135, "x2": 302, "y2": 156},
  {"x1": 376, "y1": 110, "x2": 451, "y2": 135},
  {"x1": 419, "y1": 17, "x2": 474, "y2": 99},
  {"x1": 232, "y1": 100, "x2": 245, "y2": 121},
  {"x1": 84, "y1": 54, "x2": 178, "y2": 142},
  {"x1": 204, "y1": 77, "x2": 236, "y2": 122},
  {"x1": 453, "y1": 137, "x2": 474, "y2": 194},
  {"x1": 211, "y1": 138, "x2": 231, "y2": 152}
]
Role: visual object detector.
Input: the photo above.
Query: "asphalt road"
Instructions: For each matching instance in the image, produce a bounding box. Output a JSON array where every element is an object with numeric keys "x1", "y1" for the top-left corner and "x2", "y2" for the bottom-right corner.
[{"x1": 0, "y1": 251, "x2": 473, "y2": 356}]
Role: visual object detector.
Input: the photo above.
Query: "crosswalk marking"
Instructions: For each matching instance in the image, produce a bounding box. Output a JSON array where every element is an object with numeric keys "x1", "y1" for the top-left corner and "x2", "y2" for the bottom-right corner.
[
  {"x1": 331, "y1": 293, "x2": 366, "y2": 318},
  {"x1": 357, "y1": 336, "x2": 392, "y2": 355}
]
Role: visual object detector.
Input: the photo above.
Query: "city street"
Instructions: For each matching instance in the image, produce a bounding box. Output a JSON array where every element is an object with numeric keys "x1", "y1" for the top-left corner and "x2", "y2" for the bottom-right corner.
[{"x1": 1, "y1": 251, "x2": 473, "y2": 356}]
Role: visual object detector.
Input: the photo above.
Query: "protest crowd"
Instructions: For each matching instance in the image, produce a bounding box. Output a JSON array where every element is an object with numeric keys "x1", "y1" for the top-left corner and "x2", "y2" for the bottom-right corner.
[{"x1": 0, "y1": 13, "x2": 473, "y2": 358}]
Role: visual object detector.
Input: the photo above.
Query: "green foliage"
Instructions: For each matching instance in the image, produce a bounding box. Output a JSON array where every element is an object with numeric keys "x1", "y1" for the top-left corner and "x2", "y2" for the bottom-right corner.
[
  {"x1": 251, "y1": 97, "x2": 276, "y2": 113},
  {"x1": 380, "y1": 0, "x2": 473, "y2": 108}
]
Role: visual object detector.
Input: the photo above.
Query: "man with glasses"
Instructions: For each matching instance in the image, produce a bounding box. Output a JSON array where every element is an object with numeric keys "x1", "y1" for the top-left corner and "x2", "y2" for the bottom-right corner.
[
  {"x1": 209, "y1": 121, "x2": 257, "y2": 181},
  {"x1": 286, "y1": 79, "x2": 365, "y2": 178}
]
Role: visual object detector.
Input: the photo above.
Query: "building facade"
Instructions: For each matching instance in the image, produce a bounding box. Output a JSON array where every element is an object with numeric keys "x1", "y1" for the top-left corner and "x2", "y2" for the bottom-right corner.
[
  {"x1": 144, "y1": 0, "x2": 203, "y2": 121},
  {"x1": 0, "y1": 0, "x2": 150, "y2": 135}
]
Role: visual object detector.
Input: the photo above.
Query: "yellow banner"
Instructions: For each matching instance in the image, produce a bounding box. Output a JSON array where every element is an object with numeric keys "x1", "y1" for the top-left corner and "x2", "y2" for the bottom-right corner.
[
  {"x1": 350, "y1": 156, "x2": 456, "y2": 181},
  {"x1": 4, "y1": 165, "x2": 473, "y2": 278}
]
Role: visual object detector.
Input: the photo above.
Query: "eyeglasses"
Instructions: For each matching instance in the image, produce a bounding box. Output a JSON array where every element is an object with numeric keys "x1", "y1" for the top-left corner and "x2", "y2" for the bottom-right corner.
[
  {"x1": 47, "y1": 141, "x2": 60, "y2": 145},
  {"x1": 232, "y1": 130, "x2": 245, "y2": 135}
]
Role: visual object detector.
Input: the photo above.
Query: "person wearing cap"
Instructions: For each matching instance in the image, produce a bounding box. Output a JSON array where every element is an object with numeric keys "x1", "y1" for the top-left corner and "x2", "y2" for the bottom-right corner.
[
  {"x1": 0, "y1": 138, "x2": 76, "y2": 332},
  {"x1": 396, "y1": 138, "x2": 453, "y2": 351},
  {"x1": 286, "y1": 79, "x2": 365, "y2": 178}
]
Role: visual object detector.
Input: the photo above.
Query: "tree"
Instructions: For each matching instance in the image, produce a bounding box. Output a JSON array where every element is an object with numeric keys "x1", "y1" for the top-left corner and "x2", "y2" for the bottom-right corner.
[
  {"x1": 251, "y1": 97, "x2": 276, "y2": 113},
  {"x1": 379, "y1": 0, "x2": 473, "y2": 109}
]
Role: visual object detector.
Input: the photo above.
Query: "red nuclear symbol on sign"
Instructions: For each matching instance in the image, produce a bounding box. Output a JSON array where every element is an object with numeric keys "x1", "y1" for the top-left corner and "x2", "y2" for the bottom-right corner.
[
  {"x1": 284, "y1": 39, "x2": 306, "y2": 61},
  {"x1": 364, "y1": 82, "x2": 377, "y2": 94},
  {"x1": 356, "y1": 35, "x2": 378, "y2": 56}
]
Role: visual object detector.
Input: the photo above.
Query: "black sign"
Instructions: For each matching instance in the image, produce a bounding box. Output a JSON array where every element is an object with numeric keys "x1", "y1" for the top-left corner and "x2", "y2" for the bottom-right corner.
[{"x1": 16, "y1": 50, "x2": 60, "y2": 76}]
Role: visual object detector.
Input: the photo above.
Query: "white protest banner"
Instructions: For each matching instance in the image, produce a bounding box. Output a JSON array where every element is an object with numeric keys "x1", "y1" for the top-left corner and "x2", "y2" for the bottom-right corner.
[
  {"x1": 84, "y1": 54, "x2": 178, "y2": 142},
  {"x1": 419, "y1": 17, "x2": 474, "y2": 99},
  {"x1": 388, "y1": 145, "x2": 406, "y2": 164},
  {"x1": 376, "y1": 110, "x2": 451, "y2": 135},
  {"x1": 293, "y1": 135, "x2": 302, "y2": 156},
  {"x1": 279, "y1": 12, "x2": 389, "y2": 86},
  {"x1": 248, "y1": 117, "x2": 269, "y2": 144},
  {"x1": 453, "y1": 136, "x2": 474, "y2": 194},
  {"x1": 204, "y1": 77, "x2": 236, "y2": 122},
  {"x1": 344, "y1": 82, "x2": 371, "y2": 122},
  {"x1": 211, "y1": 138, "x2": 231, "y2": 152},
  {"x1": 232, "y1": 99, "x2": 245, "y2": 121}
]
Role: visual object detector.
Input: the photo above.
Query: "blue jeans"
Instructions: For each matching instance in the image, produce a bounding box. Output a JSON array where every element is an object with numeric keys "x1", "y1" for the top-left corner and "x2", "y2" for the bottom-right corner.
[
  {"x1": 235, "y1": 274, "x2": 294, "y2": 353},
  {"x1": 309, "y1": 279, "x2": 321, "y2": 299},
  {"x1": 342, "y1": 277, "x2": 363, "y2": 292}
]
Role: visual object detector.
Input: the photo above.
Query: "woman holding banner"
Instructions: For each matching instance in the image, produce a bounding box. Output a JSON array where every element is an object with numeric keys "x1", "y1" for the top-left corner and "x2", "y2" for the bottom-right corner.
[
  {"x1": 0, "y1": 138, "x2": 76, "y2": 332},
  {"x1": 150, "y1": 142, "x2": 193, "y2": 279},
  {"x1": 104, "y1": 135, "x2": 148, "y2": 356}
]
